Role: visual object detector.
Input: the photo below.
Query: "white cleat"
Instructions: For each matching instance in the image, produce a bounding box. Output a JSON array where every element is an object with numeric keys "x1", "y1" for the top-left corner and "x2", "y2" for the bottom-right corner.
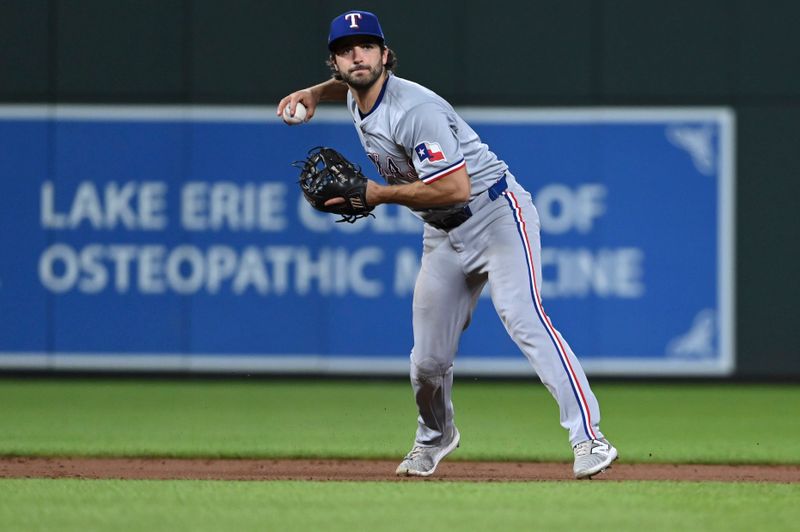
[
  {"x1": 396, "y1": 428, "x2": 461, "y2": 477},
  {"x1": 573, "y1": 438, "x2": 618, "y2": 479}
]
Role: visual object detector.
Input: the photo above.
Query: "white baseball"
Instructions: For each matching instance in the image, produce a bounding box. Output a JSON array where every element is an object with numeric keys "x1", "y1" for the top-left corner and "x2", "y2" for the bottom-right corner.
[{"x1": 283, "y1": 102, "x2": 307, "y2": 125}]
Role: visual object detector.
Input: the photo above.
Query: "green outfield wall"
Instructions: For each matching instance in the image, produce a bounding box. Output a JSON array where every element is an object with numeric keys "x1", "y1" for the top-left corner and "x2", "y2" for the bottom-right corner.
[{"x1": 1, "y1": 0, "x2": 798, "y2": 377}]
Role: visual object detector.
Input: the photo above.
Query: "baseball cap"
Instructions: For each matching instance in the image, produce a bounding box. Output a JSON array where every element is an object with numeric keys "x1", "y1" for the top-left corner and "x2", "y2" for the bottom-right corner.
[{"x1": 328, "y1": 10, "x2": 385, "y2": 51}]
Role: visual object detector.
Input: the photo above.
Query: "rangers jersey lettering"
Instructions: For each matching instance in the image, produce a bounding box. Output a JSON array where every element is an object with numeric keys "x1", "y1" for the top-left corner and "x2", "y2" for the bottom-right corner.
[{"x1": 347, "y1": 74, "x2": 508, "y2": 222}]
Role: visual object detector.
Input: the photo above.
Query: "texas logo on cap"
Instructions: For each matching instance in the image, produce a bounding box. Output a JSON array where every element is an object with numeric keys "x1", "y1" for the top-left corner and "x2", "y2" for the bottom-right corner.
[
  {"x1": 328, "y1": 10, "x2": 385, "y2": 50},
  {"x1": 344, "y1": 13, "x2": 362, "y2": 27}
]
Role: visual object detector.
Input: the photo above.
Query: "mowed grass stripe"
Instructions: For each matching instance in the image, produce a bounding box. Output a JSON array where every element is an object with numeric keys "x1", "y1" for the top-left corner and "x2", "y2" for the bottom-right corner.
[
  {"x1": 0, "y1": 479, "x2": 797, "y2": 532},
  {"x1": 0, "y1": 379, "x2": 797, "y2": 463}
]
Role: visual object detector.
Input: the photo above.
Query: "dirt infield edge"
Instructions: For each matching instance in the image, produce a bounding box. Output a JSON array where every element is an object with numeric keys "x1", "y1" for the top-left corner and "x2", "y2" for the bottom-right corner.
[{"x1": 2, "y1": 457, "x2": 799, "y2": 482}]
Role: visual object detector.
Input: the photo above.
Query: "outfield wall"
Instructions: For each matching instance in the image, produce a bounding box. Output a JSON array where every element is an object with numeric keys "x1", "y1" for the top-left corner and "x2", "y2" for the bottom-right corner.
[
  {"x1": 2, "y1": 0, "x2": 798, "y2": 377},
  {"x1": 0, "y1": 105, "x2": 734, "y2": 376}
]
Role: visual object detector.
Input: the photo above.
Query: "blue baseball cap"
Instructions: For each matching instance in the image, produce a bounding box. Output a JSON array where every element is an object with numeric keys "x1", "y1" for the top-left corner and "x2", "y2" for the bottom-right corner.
[{"x1": 328, "y1": 10, "x2": 385, "y2": 51}]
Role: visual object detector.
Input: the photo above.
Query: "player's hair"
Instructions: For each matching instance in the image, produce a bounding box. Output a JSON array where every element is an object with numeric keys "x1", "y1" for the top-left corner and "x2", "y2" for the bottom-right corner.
[{"x1": 327, "y1": 45, "x2": 397, "y2": 81}]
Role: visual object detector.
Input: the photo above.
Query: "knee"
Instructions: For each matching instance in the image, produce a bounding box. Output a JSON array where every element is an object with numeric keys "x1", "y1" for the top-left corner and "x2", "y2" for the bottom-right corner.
[{"x1": 410, "y1": 352, "x2": 451, "y2": 381}]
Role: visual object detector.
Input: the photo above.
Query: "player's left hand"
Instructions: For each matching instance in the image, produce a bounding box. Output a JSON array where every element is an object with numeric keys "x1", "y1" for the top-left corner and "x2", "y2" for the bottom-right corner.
[
  {"x1": 324, "y1": 181, "x2": 380, "y2": 207},
  {"x1": 295, "y1": 147, "x2": 375, "y2": 223}
]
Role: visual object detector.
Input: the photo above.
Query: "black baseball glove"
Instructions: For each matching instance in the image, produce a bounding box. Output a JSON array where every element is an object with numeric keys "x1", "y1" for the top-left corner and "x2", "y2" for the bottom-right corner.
[{"x1": 294, "y1": 147, "x2": 375, "y2": 223}]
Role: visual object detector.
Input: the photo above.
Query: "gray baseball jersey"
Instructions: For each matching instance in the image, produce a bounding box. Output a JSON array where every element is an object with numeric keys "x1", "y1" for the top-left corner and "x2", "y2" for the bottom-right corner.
[
  {"x1": 347, "y1": 73, "x2": 605, "y2": 448},
  {"x1": 347, "y1": 74, "x2": 508, "y2": 224}
]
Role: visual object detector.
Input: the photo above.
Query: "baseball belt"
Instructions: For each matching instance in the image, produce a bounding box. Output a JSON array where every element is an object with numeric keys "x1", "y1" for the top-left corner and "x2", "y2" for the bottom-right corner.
[{"x1": 427, "y1": 174, "x2": 508, "y2": 232}]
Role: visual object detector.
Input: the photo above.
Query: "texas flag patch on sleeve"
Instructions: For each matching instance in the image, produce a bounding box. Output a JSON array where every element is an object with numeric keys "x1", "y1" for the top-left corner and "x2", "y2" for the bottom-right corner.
[{"x1": 414, "y1": 141, "x2": 446, "y2": 163}]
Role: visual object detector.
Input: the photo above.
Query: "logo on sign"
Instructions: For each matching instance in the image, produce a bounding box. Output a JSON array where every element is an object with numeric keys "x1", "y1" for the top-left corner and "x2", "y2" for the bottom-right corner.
[{"x1": 666, "y1": 125, "x2": 716, "y2": 176}]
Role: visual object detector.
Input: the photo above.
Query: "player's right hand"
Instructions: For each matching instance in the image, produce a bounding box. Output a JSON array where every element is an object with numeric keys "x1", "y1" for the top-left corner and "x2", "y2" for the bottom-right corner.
[{"x1": 277, "y1": 89, "x2": 318, "y2": 124}]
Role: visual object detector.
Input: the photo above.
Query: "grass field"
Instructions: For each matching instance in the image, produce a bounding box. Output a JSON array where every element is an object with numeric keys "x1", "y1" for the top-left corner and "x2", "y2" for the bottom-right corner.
[
  {"x1": 1, "y1": 378, "x2": 798, "y2": 531},
  {"x1": 0, "y1": 479, "x2": 797, "y2": 532},
  {"x1": 1, "y1": 379, "x2": 798, "y2": 463}
]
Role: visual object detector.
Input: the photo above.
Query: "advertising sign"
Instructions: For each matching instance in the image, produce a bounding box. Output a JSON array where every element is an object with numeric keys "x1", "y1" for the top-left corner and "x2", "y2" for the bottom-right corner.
[{"x1": 0, "y1": 106, "x2": 735, "y2": 375}]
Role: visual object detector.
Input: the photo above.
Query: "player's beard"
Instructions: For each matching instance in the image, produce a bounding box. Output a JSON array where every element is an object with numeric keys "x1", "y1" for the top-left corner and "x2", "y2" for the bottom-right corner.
[{"x1": 342, "y1": 63, "x2": 384, "y2": 90}]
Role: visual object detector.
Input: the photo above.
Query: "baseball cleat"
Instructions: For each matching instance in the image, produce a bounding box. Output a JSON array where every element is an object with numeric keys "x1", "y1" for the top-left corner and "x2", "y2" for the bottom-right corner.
[
  {"x1": 396, "y1": 428, "x2": 460, "y2": 477},
  {"x1": 572, "y1": 438, "x2": 618, "y2": 479}
]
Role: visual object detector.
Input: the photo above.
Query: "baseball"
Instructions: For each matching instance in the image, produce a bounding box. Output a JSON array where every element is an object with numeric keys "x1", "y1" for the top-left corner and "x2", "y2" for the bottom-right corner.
[{"x1": 283, "y1": 102, "x2": 307, "y2": 125}]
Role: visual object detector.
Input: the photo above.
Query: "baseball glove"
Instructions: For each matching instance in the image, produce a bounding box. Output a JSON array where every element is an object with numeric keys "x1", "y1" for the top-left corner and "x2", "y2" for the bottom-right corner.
[{"x1": 294, "y1": 146, "x2": 375, "y2": 223}]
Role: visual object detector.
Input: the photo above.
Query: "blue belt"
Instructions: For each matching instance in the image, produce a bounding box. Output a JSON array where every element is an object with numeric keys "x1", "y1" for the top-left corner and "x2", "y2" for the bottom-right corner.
[{"x1": 428, "y1": 174, "x2": 508, "y2": 232}]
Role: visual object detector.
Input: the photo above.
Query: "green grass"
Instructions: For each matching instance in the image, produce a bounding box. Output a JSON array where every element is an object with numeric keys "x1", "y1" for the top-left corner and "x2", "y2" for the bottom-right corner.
[
  {"x1": 0, "y1": 379, "x2": 798, "y2": 463},
  {"x1": 0, "y1": 479, "x2": 797, "y2": 532},
  {"x1": 1, "y1": 379, "x2": 798, "y2": 532}
]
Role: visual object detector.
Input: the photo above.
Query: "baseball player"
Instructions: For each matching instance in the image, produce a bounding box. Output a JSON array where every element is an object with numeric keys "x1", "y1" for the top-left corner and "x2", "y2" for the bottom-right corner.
[{"x1": 277, "y1": 10, "x2": 618, "y2": 479}]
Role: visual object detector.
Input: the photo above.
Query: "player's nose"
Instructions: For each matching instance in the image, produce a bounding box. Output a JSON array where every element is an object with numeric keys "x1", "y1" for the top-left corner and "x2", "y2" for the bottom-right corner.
[{"x1": 352, "y1": 46, "x2": 367, "y2": 62}]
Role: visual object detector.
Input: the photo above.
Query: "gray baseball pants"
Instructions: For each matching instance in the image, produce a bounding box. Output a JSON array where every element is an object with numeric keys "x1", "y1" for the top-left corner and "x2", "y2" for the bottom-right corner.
[{"x1": 409, "y1": 173, "x2": 604, "y2": 448}]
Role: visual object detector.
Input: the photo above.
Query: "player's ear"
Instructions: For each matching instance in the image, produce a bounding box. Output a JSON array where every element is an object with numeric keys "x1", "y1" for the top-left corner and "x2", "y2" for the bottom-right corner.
[{"x1": 382, "y1": 47, "x2": 388, "y2": 66}]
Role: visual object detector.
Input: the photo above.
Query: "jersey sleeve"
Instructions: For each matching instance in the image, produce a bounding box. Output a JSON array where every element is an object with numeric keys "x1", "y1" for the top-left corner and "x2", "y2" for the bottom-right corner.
[{"x1": 396, "y1": 102, "x2": 466, "y2": 184}]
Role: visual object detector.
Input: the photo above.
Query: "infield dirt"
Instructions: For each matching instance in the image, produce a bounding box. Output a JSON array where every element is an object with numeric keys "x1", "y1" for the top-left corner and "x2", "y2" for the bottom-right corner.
[{"x1": 2, "y1": 458, "x2": 798, "y2": 482}]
